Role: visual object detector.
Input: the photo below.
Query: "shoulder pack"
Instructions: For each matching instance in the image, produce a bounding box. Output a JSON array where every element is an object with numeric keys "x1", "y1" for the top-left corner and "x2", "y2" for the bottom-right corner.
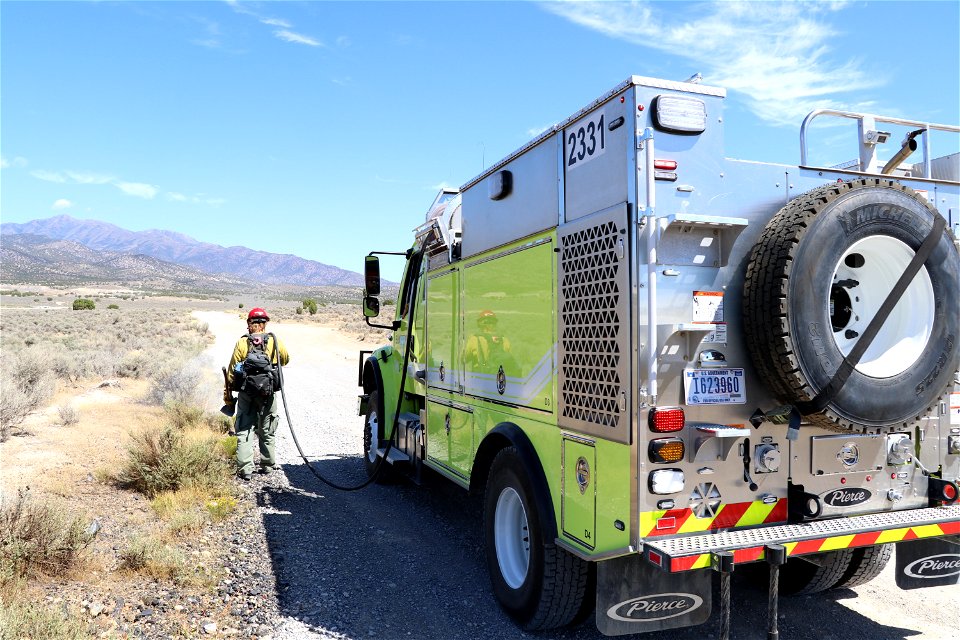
[{"x1": 231, "y1": 333, "x2": 281, "y2": 397}]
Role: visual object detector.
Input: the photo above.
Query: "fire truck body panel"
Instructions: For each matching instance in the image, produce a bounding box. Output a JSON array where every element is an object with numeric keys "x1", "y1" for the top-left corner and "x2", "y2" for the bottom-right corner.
[{"x1": 359, "y1": 74, "x2": 960, "y2": 635}]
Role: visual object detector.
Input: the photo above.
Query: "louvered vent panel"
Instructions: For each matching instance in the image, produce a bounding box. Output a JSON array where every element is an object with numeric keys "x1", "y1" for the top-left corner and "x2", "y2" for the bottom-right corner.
[{"x1": 558, "y1": 204, "x2": 630, "y2": 443}]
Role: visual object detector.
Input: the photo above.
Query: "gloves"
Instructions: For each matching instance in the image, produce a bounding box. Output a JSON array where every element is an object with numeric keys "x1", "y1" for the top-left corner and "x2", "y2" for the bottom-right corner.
[{"x1": 223, "y1": 389, "x2": 235, "y2": 405}]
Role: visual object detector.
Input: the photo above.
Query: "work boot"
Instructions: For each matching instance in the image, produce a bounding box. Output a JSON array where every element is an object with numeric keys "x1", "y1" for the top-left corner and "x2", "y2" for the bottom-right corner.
[
  {"x1": 237, "y1": 471, "x2": 252, "y2": 481},
  {"x1": 257, "y1": 465, "x2": 275, "y2": 475}
]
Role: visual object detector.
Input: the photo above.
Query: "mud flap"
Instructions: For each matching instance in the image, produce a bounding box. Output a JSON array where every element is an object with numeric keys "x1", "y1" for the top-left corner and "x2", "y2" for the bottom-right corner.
[
  {"x1": 596, "y1": 554, "x2": 711, "y2": 636},
  {"x1": 895, "y1": 536, "x2": 960, "y2": 590}
]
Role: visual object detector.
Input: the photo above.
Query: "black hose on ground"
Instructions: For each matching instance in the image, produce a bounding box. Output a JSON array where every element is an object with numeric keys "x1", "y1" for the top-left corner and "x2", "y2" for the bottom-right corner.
[{"x1": 270, "y1": 249, "x2": 422, "y2": 492}]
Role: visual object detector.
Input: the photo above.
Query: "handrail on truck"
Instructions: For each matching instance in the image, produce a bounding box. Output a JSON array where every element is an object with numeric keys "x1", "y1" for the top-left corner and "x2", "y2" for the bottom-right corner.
[{"x1": 799, "y1": 109, "x2": 960, "y2": 177}]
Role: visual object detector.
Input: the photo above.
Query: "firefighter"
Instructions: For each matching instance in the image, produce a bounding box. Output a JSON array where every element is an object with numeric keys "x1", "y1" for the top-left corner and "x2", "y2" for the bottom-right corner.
[{"x1": 226, "y1": 308, "x2": 290, "y2": 480}]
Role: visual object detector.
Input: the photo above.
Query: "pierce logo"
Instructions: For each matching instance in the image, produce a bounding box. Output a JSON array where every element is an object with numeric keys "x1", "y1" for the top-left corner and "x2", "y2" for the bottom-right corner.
[
  {"x1": 607, "y1": 593, "x2": 703, "y2": 622},
  {"x1": 823, "y1": 487, "x2": 871, "y2": 507},
  {"x1": 903, "y1": 554, "x2": 960, "y2": 579}
]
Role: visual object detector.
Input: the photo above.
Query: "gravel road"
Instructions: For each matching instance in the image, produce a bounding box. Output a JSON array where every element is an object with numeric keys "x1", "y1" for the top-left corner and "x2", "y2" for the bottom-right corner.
[{"x1": 198, "y1": 312, "x2": 959, "y2": 640}]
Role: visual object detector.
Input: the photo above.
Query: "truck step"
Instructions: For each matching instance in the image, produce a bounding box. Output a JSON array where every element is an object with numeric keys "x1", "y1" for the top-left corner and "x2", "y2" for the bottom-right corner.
[
  {"x1": 378, "y1": 447, "x2": 411, "y2": 465},
  {"x1": 643, "y1": 504, "x2": 960, "y2": 573}
]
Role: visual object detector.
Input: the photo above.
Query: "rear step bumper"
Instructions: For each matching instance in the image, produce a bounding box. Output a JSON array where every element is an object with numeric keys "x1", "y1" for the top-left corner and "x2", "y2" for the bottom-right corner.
[{"x1": 643, "y1": 504, "x2": 960, "y2": 572}]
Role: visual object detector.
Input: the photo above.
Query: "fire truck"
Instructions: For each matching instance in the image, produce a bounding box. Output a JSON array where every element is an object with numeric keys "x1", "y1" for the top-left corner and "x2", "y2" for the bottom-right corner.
[{"x1": 357, "y1": 75, "x2": 960, "y2": 637}]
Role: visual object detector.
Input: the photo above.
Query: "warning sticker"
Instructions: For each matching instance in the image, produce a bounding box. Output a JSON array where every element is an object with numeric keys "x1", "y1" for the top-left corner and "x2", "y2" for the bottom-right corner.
[{"x1": 693, "y1": 291, "x2": 724, "y2": 324}]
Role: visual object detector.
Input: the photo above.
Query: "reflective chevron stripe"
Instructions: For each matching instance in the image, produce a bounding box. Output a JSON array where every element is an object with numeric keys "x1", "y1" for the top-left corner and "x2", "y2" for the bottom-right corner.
[
  {"x1": 640, "y1": 498, "x2": 788, "y2": 538},
  {"x1": 657, "y1": 520, "x2": 960, "y2": 573}
]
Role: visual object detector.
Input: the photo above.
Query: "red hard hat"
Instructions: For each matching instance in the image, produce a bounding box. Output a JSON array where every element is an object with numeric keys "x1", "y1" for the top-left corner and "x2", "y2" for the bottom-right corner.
[{"x1": 247, "y1": 308, "x2": 270, "y2": 322}]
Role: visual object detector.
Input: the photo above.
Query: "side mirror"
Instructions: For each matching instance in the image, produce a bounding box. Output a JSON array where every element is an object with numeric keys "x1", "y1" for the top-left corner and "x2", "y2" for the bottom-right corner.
[
  {"x1": 364, "y1": 256, "x2": 381, "y2": 296},
  {"x1": 362, "y1": 295, "x2": 380, "y2": 318}
]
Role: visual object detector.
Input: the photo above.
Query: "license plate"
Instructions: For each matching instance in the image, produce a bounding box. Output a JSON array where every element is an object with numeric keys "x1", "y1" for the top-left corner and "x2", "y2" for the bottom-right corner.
[{"x1": 684, "y1": 369, "x2": 745, "y2": 405}]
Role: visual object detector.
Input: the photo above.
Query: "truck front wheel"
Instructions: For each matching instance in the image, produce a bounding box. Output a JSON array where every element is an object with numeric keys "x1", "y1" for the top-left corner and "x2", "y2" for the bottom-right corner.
[
  {"x1": 362, "y1": 390, "x2": 393, "y2": 483},
  {"x1": 483, "y1": 447, "x2": 589, "y2": 630}
]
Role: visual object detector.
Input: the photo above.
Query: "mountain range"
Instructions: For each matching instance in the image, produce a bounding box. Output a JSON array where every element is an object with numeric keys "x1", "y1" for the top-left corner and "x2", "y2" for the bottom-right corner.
[
  {"x1": 1, "y1": 215, "x2": 363, "y2": 287},
  {"x1": 2, "y1": 233, "x2": 258, "y2": 291}
]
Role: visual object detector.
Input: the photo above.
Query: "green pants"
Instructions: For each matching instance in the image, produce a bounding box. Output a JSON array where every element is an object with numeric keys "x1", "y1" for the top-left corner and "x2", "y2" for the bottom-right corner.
[{"x1": 234, "y1": 392, "x2": 278, "y2": 475}]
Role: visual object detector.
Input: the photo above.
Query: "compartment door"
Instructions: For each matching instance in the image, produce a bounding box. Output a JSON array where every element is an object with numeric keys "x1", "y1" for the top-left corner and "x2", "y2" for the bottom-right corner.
[{"x1": 426, "y1": 269, "x2": 459, "y2": 393}]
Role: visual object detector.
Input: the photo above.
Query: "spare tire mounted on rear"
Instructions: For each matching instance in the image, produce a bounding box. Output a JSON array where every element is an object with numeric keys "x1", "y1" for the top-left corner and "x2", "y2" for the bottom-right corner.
[{"x1": 743, "y1": 178, "x2": 960, "y2": 433}]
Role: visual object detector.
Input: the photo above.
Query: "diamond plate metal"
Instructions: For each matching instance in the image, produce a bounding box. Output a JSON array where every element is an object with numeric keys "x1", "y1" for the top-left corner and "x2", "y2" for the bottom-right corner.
[{"x1": 644, "y1": 505, "x2": 960, "y2": 557}]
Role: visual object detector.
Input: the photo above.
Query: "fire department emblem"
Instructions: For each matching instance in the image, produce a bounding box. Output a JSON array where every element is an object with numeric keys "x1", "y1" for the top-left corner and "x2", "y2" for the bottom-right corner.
[
  {"x1": 576, "y1": 457, "x2": 590, "y2": 494},
  {"x1": 496, "y1": 366, "x2": 506, "y2": 395},
  {"x1": 837, "y1": 443, "x2": 859, "y2": 468}
]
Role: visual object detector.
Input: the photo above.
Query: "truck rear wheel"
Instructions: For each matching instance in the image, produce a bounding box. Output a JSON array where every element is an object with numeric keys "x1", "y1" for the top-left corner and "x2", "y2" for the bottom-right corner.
[
  {"x1": 780, "y1": 549, "x2": 854, "y2": 595},
  {"x1": 483, "y1": 447, "x2": 589, "y2": 630},
  {"x1": 743, "y1": 178, "x2": 960, "y2": 432},
  {"x1": 833, "y1": 544, "x2": 892, "y2": 589}
]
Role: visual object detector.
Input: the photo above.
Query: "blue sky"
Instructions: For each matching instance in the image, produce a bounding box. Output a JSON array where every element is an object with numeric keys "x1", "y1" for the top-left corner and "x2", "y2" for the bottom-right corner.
[{"x1": 2, "y1": 1, "x2": 958, "y2": 281}]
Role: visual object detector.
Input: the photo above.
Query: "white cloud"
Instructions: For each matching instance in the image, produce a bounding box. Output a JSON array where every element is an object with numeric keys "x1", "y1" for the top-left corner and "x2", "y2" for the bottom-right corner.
[
  {"x1": 261, "y1": 18, "x2": 291, "y2": 28},
  {"x1": 31, "y1": 170, "x2": 67, "y2": 183},
  {"x1": 52, "y1": 199, "x2": 74, "y2": 210},
  {"x1": 1, "y1": 155, "x2": 28, "y2": 169},
  {"x1": 166, "y1": 191, "x2": 226, "y2": 206},
  {"x1": 65, "y1": 170, "x2": 114, "y2": 184},
  {"x1": 114, "y1": 181, "x2": 159, "y2": 199},
  {"x1": 527, "y1": 124, "x2": 556, "y2": 138},
  {"x1": 274, "y1": 30, "x2": 322, "y2": 47},
  {"x1": 543, "y1": 0, "x2": 877, "y2": 126}
]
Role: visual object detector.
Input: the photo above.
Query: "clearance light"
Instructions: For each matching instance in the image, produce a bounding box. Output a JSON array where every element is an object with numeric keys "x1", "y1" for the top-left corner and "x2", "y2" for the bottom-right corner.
[
  {"x1": 652, "y1": 95, "x2": 707, "y2": 134},
  {"x1": 649, "y1": 469, "x2": 685, "y2": 495},
  {"x1": 649, "y1": 407, "x2": 685, "y2": 433},
  {"x1": 649, "y1": 437, "x2": 685, "y2": 464},
  {"x1": 654, "y1": 159, "x2": 678, "y2": 170}
]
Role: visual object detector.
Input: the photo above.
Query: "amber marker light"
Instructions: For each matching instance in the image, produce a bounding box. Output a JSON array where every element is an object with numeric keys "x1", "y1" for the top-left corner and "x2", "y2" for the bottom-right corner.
[{"x1": 649, "y1": 437, "x2": 685, "y2": 464}]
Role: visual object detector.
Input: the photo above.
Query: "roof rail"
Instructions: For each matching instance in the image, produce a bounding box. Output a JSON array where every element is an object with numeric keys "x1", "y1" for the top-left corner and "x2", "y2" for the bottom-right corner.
[{"x1": 800, "y1": 109, "x2": 959, "y2": 178}]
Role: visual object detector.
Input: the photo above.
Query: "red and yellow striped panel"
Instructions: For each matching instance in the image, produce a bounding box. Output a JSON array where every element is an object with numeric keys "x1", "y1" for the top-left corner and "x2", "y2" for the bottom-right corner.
[
  {"x1": 640, "y1": 498, "x2": 788, "y2": 538},
  {"x1": 664, "y1": 520, "x2": 960, "y2": 572}
]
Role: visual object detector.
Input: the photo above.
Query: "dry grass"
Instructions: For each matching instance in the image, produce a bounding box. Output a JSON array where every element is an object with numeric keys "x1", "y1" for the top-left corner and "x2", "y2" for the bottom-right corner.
[
  {"x1": 0, "y1": 490, "x2": 93, "y2": 585},
  {"x1": 0, "y1": 596, "x2": 89, "y2": 640}
]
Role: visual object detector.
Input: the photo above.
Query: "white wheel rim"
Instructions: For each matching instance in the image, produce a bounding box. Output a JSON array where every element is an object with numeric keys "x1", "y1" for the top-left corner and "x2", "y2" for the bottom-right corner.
[
  {"x1": 829, "y1": 235, "x2": 934, "y2": 378},
  {"x1": 494, "y1": 486, "x2": 530, "y2": 589},
  {"x1": 367, "y1": 411, "x2": 379, "y2": 463}
]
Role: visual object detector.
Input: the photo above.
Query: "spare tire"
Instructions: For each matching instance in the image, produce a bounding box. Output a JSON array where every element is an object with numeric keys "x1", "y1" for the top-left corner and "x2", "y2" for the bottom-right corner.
[{"x1": 743, "y1": 178, "x2": 959, "y2": 432}]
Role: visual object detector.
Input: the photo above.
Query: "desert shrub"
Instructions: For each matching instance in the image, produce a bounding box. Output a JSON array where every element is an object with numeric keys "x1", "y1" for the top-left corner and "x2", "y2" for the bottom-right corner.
[
  {"x1": 164, "y1": 402, "x2": 205, "y2": 430},
  {"x1": 238, "y1": 303, "x2": 244, "y2": 309},
  {"x1": 295, "y1": 306, "x2": 303, "y2": 315},
  {"x1": 0, "y1": 348, "x2": 57, "y2": 440},
  {"x1": 119, "y1": 534, "x2": 189, "y2": 581},
  {"x1": 0, "y1": 599, "x2": 88, "y2": 640},
  {"x1": 116, "y1": 349, "x2": 150, "y2": 378},
  {"x1": 57, "y1": 404, "x2": 79, "y2": 426},
  {"x1": 302, "y1": 298, "x2": 318, "y2": 315},
  {"x1": 146, "y1": 365, "x2": 205, "y2": 407},
  {"x1": 118, "y1": 423, "x2": 231, "y2": 497},
  {"x1": 107, "y1": 303, "x2": 119, "y2": 309},
  {"x1": 71, "y1": 298, "x2": 95, "y2": 310},
  {"x1": 0, "y1": 491, "x2": 93, "y2": 583}
]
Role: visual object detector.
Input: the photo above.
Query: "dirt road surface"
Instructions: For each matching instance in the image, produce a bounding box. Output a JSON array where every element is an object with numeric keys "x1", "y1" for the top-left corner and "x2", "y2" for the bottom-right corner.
[{"x1": 196, "y1": 311, "x2": 959, "y2": 640}]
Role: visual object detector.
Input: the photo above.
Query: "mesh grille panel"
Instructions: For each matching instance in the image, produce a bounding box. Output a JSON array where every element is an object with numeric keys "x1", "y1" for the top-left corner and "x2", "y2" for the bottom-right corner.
[{"x1": 558, "y1": 206, "x2": 629, "y2": 442}]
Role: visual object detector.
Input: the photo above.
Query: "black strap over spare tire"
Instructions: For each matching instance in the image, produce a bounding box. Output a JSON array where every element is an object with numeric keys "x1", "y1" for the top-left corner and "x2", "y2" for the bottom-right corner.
[{"x1": 743, "y1": 178, "x2": 960, "y2": 433}]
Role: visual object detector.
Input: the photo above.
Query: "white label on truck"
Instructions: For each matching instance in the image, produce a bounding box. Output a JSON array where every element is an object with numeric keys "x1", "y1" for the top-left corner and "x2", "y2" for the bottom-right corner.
[
  {"x1": 692, "y1": 291, "x2": 724, "y2": 323},
  {"x1": 565, "y1": 110, "x2": 607, "y2": 170},
  {"x1": 704, "y1": 323, "x2": 727, "y2": 344},
  {"x1": 951, "y1": 392, "x2": 960, "y2": 425}
]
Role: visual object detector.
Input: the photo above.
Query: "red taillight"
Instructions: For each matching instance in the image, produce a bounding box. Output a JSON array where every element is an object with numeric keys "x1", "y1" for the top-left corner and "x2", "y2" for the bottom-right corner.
[
  {"x1": 649, "y1": 407, "x2": 685, "y2": 433},
  {"x1": 944, "y1": 483, "x2": 958, "y2": 501},
  {"x1": 654, "y1": 159, "x2": 678, "y2": 170}
]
